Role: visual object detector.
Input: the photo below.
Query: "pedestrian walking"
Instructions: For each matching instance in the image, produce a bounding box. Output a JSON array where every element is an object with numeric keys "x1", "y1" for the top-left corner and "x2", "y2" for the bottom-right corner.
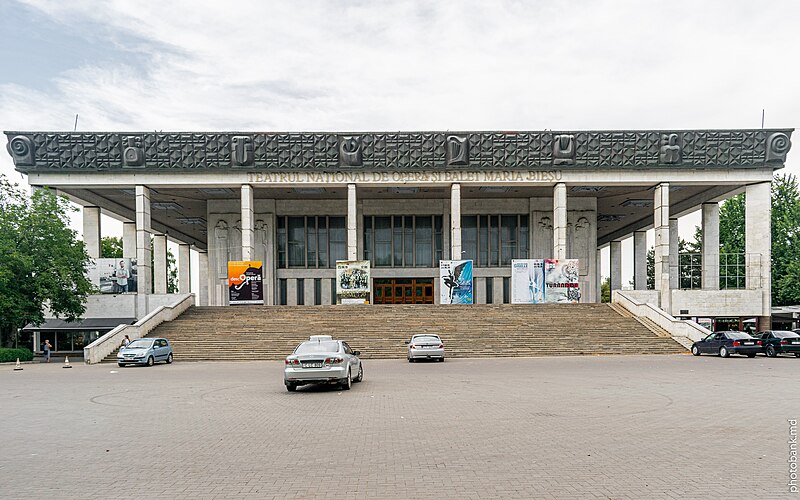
[{"x1": 43, "y1": 339, "x2": 52, "y2": 363}]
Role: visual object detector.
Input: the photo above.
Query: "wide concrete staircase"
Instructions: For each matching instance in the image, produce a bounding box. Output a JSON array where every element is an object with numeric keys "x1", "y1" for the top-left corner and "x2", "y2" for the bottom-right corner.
[{"x1": 106, "y1": 303, "x2": 687, "y2": 362}]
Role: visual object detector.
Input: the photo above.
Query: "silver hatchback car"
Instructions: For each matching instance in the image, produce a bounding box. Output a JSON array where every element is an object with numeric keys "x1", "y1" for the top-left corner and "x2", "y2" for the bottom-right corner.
[
  {"x1": 407, "y1": 334, "x2": 445, "y2": 362},
  {"x1": 118, "y1": 338, "x2": 173, "y2": 367},
  {"x1": 284, "y1": 336, "x2": 364, "y2": 392}
]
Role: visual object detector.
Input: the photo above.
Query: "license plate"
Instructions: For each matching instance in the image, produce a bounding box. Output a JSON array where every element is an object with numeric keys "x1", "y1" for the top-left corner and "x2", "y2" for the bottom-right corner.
[
  {"x1": 303, "y1": 363, "x2": 323, "y2": 368},
  {"x1": 744, "y1": 342, "x2": 754, "y2": 345}
]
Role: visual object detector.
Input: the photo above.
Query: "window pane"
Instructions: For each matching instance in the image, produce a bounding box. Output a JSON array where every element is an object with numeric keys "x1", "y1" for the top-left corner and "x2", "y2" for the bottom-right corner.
[
  {"x1": 374, "y1": 216, "x2": 392, "y2": 267},
  {"x1": 297, "y1": 278, "x2": 304, "y2": 305},
  {"x1": 415, "y1": 216, "x2": 432, "y2": 267},
  {"x1": 486, "y1": 277, "x2": 493, "y2": 304},
  {"x1": 318, "y1": 217, "x2": 328, "y2": 268},
  {"x1": 314, "y1": 278, "x2": 321, "y2": 305},
  {"x1": 288, "y1": 216, "x2": 305, "y2": 268},
  {"x1": 393, "y1": 216, "x2": 403, "y2": 266},
  {"x1": 404, "y1": 216, "x2": 413, "y2": 267},
  {"x1": 434, "y1": 216, "x2": 443, "y2": 265},
  {"x1": 519, "y1": 215, "x2": 529, "y2": 259},
  {"x1": 277, "y1": 216, "x2": 286, "y2": 268},
  {"x1": 363, "y1": 216, "x2": 373, "y2": 263},
  {"x1": 462, "y1": 216, "x2": 477, "y2": 263},
  {"x1": 489, "y1": 215, "x2": 499, "y2": 266},
  {"x1": 501, "y1": 215, "x2": 517, "y2": 265},
  {"x1": 307, "y1": 217, "x2": 317, "y2": 268},
  {"x1": 329, "y1": 217, "x2": 346, "y2": 266},
  {"x1": 479, "y1": 216, "x2": 488, "y2": 266},
  {"x1": 279, "y1": 279, "x2": 287, "y2": 305}
]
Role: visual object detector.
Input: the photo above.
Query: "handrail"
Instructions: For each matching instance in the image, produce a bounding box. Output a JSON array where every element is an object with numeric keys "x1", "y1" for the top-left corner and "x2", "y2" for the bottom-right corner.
[
  {"x1": 83, "y1": 294, "x2": 195, "y2": 364},
  {"x1": 612, "y1": 290, "x2": 710, "y2": 343}
]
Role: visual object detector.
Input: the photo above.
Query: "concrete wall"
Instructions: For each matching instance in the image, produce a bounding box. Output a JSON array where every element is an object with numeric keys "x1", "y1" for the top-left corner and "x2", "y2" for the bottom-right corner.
[
  {"x1": 45, "y1": 293, "x2": 189, "y2": 321},
  {"x1": 622, "y1": 289, "x2": 764, "y2": 318}
]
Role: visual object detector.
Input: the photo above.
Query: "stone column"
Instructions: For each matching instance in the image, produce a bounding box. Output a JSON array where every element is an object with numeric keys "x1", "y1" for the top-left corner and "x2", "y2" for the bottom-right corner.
[
  {"x1": 553, "y1": 183, "x2": 567, "y2": 259},
  {"x1": 83, "y1": 206, "x2": 101, "y2": 259},
  {"x1": 654, "y1": 183, "x2": 671, "y2": 312},
  {"x1": 596, "y1": 248, "x2": 603, "y2": 302},
  {"x1": 178, "y1": 243, "x2": 191, "y2": 294},
  {"x1": 153, "y1": 234, "x2": 168, "y2": 294},
  {"x1": 198, "y1": 251, "x2": 209, "y2": 306},
  {"x1": 746, "y1": 182, "x2": 772, "y2": 329},
  {"x1": 450, "y1": 183, "x2": 462, "y2": 260},
  {"x1": 633, "y1": 230, "x2": 648, "y2": 290},
  {"x1": 241, "y1": 184, "x2": 254, "y2": 261},
  {"x1": 610, "y1": 240, "x2": 622, "y2": 292},
  {"x1": 122, "y1": 222, "x2": 136, "y2": 259},
  {"x1": 701, "y1": 202, "x2": 720, "y2": 290},
  {"x1": 347, "y1": 184, "x2": 357, "y2": 260},
  {"x1": 669, "y1": 218, "x2": 679, "y2": 289},
  {"x1": 135, "y1": 186, "x2": 152, "y2": 295}
]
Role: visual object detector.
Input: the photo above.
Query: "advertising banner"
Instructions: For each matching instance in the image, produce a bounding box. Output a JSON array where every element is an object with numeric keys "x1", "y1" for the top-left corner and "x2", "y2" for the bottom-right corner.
[
  {"x1": 228, "y1": 261, "x2": 264, "y2": 305},
  {"x1": 511, "y1": 259, "x2": 545, "y2": 304},
  {"x1": 544, "y1": 259, "x2": 581, "y2": 303},
  {"x1": 336, "y1": 260, "x2": 371, "y2": 304},
  {"x1": 440, "y1": 260, "x2": 473, "y2": 304},
  {"x1": 87, "y1": 258, "x2": 137, "y2": 294}
]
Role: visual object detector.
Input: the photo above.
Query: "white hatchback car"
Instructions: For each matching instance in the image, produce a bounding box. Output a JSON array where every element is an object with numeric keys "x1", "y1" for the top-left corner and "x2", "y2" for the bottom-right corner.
[
  {"x1": 284, "y1": 335, "x2": 363, "y2": 392},
  {"x1": 406, "y1": 334, "x2": 445, "y2": 362}
]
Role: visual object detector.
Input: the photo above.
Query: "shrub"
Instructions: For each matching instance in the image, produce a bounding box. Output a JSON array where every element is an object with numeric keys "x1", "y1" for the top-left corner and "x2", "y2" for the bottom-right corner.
[{"x1": 0, "y1": 348, "x2": 34, "y2": 363}]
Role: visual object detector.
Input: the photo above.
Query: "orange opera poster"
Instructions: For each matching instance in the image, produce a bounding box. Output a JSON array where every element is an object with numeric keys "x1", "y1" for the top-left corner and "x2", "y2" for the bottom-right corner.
[{"x1": 227, "y1": 261, "x2": 264, "y2": 305}]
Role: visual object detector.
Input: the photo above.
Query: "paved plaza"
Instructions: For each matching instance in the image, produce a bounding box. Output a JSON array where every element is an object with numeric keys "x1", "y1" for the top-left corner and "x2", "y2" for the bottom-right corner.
[{"x1": 1, "y1": 354, "x2": 798, "y2": 499}]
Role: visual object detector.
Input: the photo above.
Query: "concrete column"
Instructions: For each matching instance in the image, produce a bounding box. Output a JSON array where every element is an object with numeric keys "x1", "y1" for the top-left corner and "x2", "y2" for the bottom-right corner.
[
  {"x1": 450, "y1": 183, "x2": 462, "y2": 260},
  {"x1": 596, "y1": 248, "x2": 602, "y2": 302},
  {"x1": 746, "y1": 182, "x2": 772, "y2": 329},
  {"x1": 347, "y1": 184, "x2": 357, "y2": 260},
  {"x1": 553, "y1": 183, "x2": 567, "y2": 259},
  {"x1": 610, "y1": 240, "x2": 622, "y2": 292},
  {"x1": 241, "y1": 184, "x2": 254, "y2": 261},
  {"x1": 122, "y1": 222, "x2": 136, "y2": 259},
  {"x1": 153, "y1": 234, "x2": 168, "y2": 294},
  {"x1": 669, "y1": 218, "x2": 679, "y2": 289},
  {"x1": 178, "y1": 244, "x2": 191, "y2": 294},
  {"x1": 701, "y1": 203, "x2": 720, "y2": 290},
  {"x1": 83, "y1": 206, "x2": 101, "y2": 259},
  {"x1": 654, "y1": 183, "x2": 671, "y2": 312},
  {"x1": 135, "y1": 186, "x2": 152, "y2": 295},
  {"x1": 198, "y1": 251, "x2": 209, "y2": 306},
  {"x1": 633, "y1": 230, "x2": 648, "y2": 290}
]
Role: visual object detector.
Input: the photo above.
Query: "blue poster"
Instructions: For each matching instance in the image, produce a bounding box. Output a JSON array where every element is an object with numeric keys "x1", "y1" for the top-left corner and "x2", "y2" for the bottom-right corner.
[{"x1": 440, "y1": 260, "x2": 473, "y2": 304}]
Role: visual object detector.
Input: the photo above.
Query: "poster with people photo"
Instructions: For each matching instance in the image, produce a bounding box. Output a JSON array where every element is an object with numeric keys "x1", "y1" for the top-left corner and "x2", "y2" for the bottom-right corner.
[
  {"x1": 87, "y1": 258, "x2": 137, "y2": 293},
  {"x1": 440, "y1": 260, "x2": 473, "y2": 304},
  {"x1": 335, "y1": 260, "x2": 371, "y2": 304}
]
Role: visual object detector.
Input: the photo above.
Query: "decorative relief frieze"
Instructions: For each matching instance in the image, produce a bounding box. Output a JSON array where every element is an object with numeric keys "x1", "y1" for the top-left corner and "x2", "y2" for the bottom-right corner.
[{"x1": 4, "y1": 129, "x2": 792, "y2": 172}]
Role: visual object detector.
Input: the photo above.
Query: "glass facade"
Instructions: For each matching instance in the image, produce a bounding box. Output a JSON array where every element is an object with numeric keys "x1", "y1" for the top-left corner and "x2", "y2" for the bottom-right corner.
[
  {"x1": 277, "y1": 216, "x2": 346, "y2": 268},
  {"x1": 461, "y1": 215, "x2": 529, "y2": 267},
  {"x1": 364, "y1": 216, "x2": 443, "y2": 267}
]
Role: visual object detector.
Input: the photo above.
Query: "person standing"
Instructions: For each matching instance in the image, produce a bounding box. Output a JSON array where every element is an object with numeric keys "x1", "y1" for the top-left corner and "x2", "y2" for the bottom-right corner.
[
  {"x1": 122, "y1": 334, "x2": 131, "y2": 348},
  {"x1": 115, "y1": 260, "x2": 130, "y2": 293},
  {"x1": 43, "y1": 339, "x2": 52, "y2": 363}
]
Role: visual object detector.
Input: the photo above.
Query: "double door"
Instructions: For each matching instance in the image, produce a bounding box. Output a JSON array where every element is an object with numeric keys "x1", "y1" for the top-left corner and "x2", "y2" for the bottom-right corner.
[{"x1": 374, "y1": 279, "x2": 434, "y2": 304}]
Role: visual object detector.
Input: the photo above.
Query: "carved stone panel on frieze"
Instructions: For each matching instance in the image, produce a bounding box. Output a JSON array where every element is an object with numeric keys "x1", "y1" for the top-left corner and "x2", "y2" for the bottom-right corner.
[
  {"x1": 766, "y1": 132, "x2": 792, "y2": 162},
  {"x1": 339, "y1": 136, "x2": 362, "y2": 167},
  {"x1": 553, "y1": 134, "x2": 575, "y2": 166}
]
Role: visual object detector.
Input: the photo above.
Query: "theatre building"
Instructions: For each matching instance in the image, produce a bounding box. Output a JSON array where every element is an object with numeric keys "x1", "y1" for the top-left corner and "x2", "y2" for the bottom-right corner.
[{"x1": 4, "y1": 129, "x2": 793, "y2": 354}]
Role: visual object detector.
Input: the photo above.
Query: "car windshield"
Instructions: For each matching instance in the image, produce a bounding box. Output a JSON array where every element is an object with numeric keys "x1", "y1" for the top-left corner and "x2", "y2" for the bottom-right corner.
[
  {"x1": 775, "y1": 331, "x2": 800, "y2": 339},
  {"x1": 413, "y1": 335, "x2": 440, "y2": 342},
  {"x1": 295, "y1": 341, "x2": 340, "y2": 354},
  {"x1": 727, "y1": 332, "x2": 752, "y2": 340},
  {"x1": 126, "y1": 339, "x2": 153, "y2": 349}
]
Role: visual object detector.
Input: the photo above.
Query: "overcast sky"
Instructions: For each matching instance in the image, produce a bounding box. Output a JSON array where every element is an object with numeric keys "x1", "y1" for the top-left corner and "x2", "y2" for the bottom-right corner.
[{"x1": 1, "y1": 0, "x2": 798, "y2": 283}]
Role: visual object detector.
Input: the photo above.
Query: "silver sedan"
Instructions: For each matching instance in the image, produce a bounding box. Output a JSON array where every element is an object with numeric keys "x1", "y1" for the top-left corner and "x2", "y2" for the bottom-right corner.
[
  {"x1": 284, "y1": 336, "x2": 364, "y2": 392},
  {"x1": 406, "y1": 334, "x2": 445, "y2": 362}
]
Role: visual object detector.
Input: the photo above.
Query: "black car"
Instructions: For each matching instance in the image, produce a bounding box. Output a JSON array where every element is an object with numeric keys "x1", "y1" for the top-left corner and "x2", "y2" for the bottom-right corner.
[
  {"x1": 758, "y1": 330, "x2": 800, "y2": 357},
  {"x1": 691, "y1": 331, "x2": 761, "y2": 358}
]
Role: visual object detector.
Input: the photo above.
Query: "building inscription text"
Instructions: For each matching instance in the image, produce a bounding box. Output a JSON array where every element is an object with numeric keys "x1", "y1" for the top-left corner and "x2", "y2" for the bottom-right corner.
[{"x1": 247, "y1": 170, "x2": 563, "y2": 184}]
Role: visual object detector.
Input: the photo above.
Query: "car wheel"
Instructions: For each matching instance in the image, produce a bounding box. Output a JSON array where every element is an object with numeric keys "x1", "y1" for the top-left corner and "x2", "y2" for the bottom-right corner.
[
  {"x1": 439, "y1": 357, "x2": 445, "y2": 362},
  {"x1": 354, "y1": 364, "x2": 363, "y2": 382},
  {"x1": 719, "y1": 346, "x2": 730, "y2": 358},
  {"x1": 691, "y1": 345, "x2": 700, "y2": 356},
  {"x1": 766, "y1": 345, "x2": 777, "y2": 357},
  {"x1": 147, "y1": 356, "x2": 155, "y2": 367},
  {"x1": 341, "y1": 370, "x2": 352, "y2": 390},
  {"x1": 286, "y1": 383, "x2": 297, "y2": 392},
  {"x1": 408, "y1": 357, "x2": 413, "y2": 363},
  {"x1": 746, "y1": 353, "x2": 756, "y2": 358},
  {"x1": 795, "y1": 353, "x2": 800, "y2": 358},
  {"x1": 118, "y1": 362, "x2": 125, "y2": 367},
  {"x1": 166, "y1": 353, "x2": 173, "y2": 364}
]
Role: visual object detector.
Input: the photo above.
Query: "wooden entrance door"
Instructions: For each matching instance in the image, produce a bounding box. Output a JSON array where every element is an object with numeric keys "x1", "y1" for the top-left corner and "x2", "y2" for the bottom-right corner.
[{"x1": 373, "y1": 279, "x2": 434, "y2": 304}]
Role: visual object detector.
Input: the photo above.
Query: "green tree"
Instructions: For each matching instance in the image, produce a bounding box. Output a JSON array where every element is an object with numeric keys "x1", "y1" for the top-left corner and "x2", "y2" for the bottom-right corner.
[
  {"x1": 0, "y1": 177, "x2": 94, "y2": 347},
  {"x1": 600, "y1": 277, "x2": 610, "y2": 302},
  {"x1": 101, "y1": 236, "x2": 123, "y2": 258},
  {"x1": 718, "y1": 174, "x2": 800, "y2": 305}
]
